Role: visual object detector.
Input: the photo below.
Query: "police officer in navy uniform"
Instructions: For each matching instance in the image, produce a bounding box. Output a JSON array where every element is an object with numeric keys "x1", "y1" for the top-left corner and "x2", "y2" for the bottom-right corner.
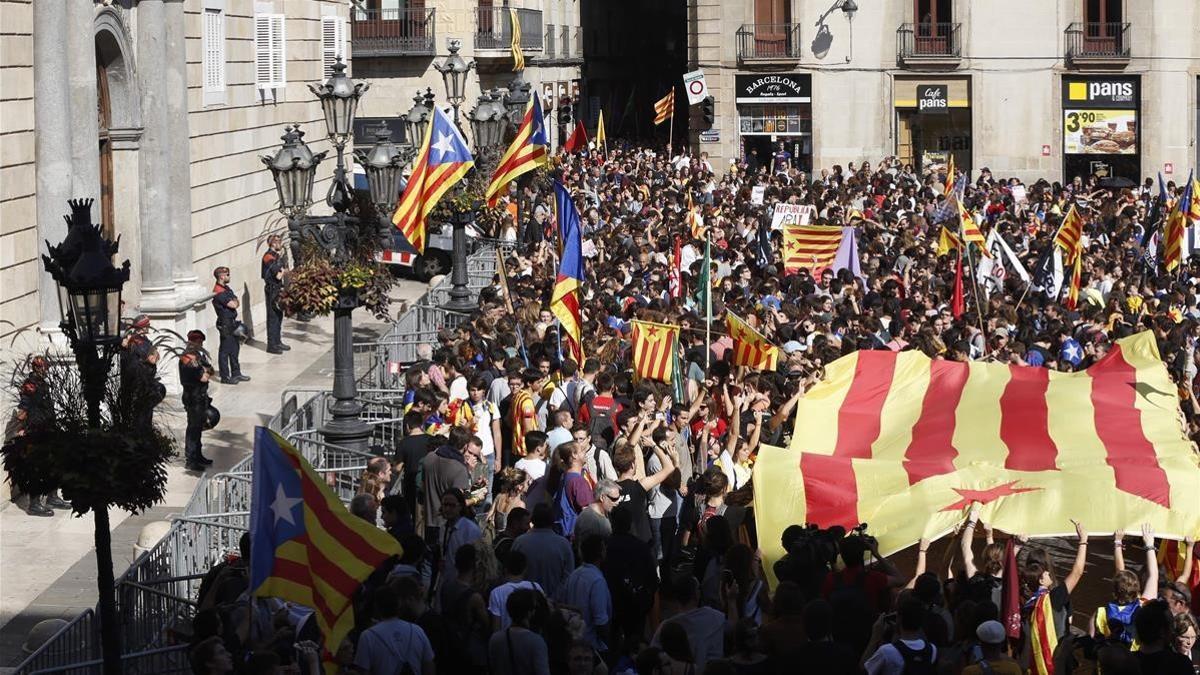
[
  {"x1": 212, "y1": 266, "x2": 249, "y2": 384},
  {"x1": 9, "y1": 357, "x2": 69, "y2": 515},
  {"x1": 179, "y1": 330, "x2": 214, "y2": 470},
  {"x1": 261, "y1": 234, "x2": 290, "y2": 354},
  {"x1": 120, "y1": 314, "x2": 165, "y2": 429}
]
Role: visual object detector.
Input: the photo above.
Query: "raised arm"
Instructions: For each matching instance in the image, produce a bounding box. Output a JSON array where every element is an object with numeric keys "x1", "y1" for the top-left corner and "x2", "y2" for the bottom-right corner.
[
  {"x1": 1064, "y1": 520, "x2": 1088, "y2": 594},
  {"x1": 960, "y1": 504, "x2": 980, "y2": 579},
  {"x1": 1113, "y1": 529, "x2": 1126, "y2": 573},
  {"x1": 905, "y1": 535, "x2": 933, "y2": 590},
  {"x1": 767, "y1": 388, "x2": 804, "y2": 434},
  {"x1": 1179, "y1": 536, "x2": 1196, "y2": 584},
  {"x1": 724, "y1": 404, "x2": 742, "y2": 456},
  {"x1": 1140, "y1": 524, "x2": 1158, "y2": 601}
]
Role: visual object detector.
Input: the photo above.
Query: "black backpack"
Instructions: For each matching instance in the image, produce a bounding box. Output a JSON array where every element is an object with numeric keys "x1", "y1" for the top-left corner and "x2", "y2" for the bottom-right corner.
[{"x1": 892, "y1": 639, "x2": 936, "y2": 675}]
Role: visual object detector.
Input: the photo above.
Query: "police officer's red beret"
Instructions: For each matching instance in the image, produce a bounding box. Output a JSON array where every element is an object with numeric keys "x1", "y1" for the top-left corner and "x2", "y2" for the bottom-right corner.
[{"x1": 187, "y1": 330, "x2": 206, "y2": 342}]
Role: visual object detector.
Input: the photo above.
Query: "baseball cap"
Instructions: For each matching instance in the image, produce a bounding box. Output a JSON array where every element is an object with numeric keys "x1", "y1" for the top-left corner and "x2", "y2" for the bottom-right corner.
[
  {"x1": 976, "y1": 620, "x2": 1005, "y2": 645},
  {"x1": 782, "y1": 340, "x2": 805, "y2": 354}
]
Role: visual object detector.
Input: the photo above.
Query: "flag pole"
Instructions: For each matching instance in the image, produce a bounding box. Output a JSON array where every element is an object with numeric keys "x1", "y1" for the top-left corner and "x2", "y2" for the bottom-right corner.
[
  {"x1": 962, "y1": 240, "x2": 989, "y2": 355},
  {"x1": 667, "y1": 87, "x2": 675, "y2": 157},
  {"x1": 704, "y1": 232, "x2": 712, "y2": 371}
]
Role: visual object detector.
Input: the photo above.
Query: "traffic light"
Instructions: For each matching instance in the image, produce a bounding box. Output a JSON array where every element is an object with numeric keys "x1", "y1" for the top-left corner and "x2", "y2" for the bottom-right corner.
[
  {"x1": 558, "y1": 99, "x2": 573, "y2": 127},
  {"x1": 701, "y1": 96, "x2": 715, "y2": 127}
]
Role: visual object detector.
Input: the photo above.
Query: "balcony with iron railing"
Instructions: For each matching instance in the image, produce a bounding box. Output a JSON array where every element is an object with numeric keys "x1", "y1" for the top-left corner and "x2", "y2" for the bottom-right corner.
[
  {"x1": 896, "y1": 22, "x2": 962, "y2": 67},
  {"x1": 350, "y1": 6, "x2": 435, "y2": 57},
  {"x1": 1065, "y1": 22, "x2": 1131, "y2": 66},
  {"x1": 736, "y1": 23, "x2": 802, "y2": 61},
  {"x1": 475, "y1": 7, "x2": 543, "y2": 54}
]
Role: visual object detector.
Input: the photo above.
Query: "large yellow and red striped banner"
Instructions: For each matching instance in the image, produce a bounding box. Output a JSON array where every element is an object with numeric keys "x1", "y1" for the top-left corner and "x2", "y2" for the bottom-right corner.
[
  {"x1": 783, "y1": 225, "x2": 843, "y2": 273},
  {"x1": 753, "y1": 331, "x2": 1200, "y2": 584},
  {"x1": 632, "y1": 320, "x2": 678, "y2": 383}
]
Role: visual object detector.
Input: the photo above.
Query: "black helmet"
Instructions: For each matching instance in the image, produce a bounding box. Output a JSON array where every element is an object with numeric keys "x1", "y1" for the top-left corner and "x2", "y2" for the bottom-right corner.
[{"x1": 204, "y1": 405, "x2": 221, "y2": 430}]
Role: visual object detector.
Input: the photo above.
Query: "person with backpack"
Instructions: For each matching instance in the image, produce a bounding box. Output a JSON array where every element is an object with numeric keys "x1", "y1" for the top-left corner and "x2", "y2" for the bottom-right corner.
[
  {"x1": 353, "y1": 585, "x2": 435, "y2": 675},
  {"x1": 546, "y1": 441, "x2": 593, "y2": 538},
  {"x1": 863, "y1": 596, "x2": 938, "y2": 675},
  {"x1": 573, "y1": 423, "x2": 617, "y2": 483},
  {"x1": 579, "y1": 372, "x2": 622, "y2": 449},
  {"x1": 1090, "y1": 524, "x2": 1159, "y2": 646},
  {"x1": 565, "y1": 358, "x2": 600, "y2": 416}
]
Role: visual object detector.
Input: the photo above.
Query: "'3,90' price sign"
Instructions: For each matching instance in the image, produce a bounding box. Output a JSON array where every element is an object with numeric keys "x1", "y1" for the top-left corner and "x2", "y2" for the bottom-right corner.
[{"x1": 1063, "y1": 109, "x2": 1137, "y2": 155}]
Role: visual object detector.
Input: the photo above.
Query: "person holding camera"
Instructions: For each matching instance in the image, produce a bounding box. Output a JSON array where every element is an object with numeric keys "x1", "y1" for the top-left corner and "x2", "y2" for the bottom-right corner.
[
  {"x1": 211, "y1": 266, "x2": 249, "y2": 385},
  {"x1": 179, "y1": 329, "x2": 215, "y2": 471}
]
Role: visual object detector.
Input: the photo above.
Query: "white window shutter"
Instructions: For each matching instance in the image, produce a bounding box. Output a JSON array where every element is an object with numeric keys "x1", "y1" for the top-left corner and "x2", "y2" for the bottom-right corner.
[
  {"x1": 254, "y1": 14, "x2": 273, "y2": 88},
  {"x1": 271, "y1": 14, "x2": 286, "y2": 88},
  {"x1": 321, "y1": 16, "x2": 338, "y2": 79},
  {"x1": 342, "y1": 18, "x2": 350, "y2": 76},
  {"x1": 203, "y1": 8, "x2": 225, "y2": 92}
]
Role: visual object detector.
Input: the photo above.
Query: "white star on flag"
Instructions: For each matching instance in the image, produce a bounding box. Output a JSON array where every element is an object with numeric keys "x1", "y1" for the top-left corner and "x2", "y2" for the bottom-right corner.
[
  {"x1": 1063, "y1": 342, "x2": 1082, "y2": 363},
  {"x1": 270, "y1": 484, "x2": 303, "y2": 526},
  {"x1": 431, "y1": 132, "x2": 456, "y2": 161}
]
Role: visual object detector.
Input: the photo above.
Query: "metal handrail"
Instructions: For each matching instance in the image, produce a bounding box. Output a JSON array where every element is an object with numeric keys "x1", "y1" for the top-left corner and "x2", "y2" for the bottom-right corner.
[
  {"x1": 896, "y1": 22, "x2": 962, "y2": 60},
  {"x1": 1065, "y1": 21, "x2": 1131, "y2": 59},
  {"x1": 735, "y1": 23, "x2": 802, "y2": 60},
  {"x1": 350, "y1": 6, "x2": 436, "y2": 57},
  {"x1": 476, "y1": 7, "x2": 543, "y2": 51}
]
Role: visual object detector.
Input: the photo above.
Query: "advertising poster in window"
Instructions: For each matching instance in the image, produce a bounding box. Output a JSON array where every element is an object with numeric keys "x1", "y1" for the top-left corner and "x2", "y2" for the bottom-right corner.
[{"x1": 1063, "y1": 109, "x2": 1137, "y2": 155}]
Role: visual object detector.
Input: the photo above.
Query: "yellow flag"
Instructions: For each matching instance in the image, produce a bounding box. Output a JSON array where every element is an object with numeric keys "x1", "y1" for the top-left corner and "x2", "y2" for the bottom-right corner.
[
  {"x1": 596, "y1": 110, "x2": 607, "y2": 153},
  {"x1": 510, "y1": 8, "x2": 524, "y2": 71}
]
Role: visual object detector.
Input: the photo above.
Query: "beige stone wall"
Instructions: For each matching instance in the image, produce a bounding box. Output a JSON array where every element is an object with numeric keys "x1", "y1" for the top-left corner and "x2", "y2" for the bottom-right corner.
[
  {"x1": 691, "y1": 0, "x2": 1200, "y2": 184},
  {"x1": 183, "y1": 0, "x2": 348, "y2": 334},
  {"x1": 0, "y1": 0, "x2": 38, "y2": 353}
]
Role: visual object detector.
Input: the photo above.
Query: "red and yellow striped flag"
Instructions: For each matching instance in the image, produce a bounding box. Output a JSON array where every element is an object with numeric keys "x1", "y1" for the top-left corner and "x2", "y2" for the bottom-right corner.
[
  {"x1": 1164, "y1": 173, "x2": 1195, "y2": 272},
  {"x1": 1029, "y1": 591, "x2": 1057, "y2": 675},
  {"x1": 783, "y1": 225, "x2": 843, "y2": 273},
  {"x1": 653, "y1": 89, "x2": 675, "y2": 125},
  {"x1": 752, "y1": 331, "x2": 1200, "y2": 586},
  {"x1": 631, "y1": 320, "x2": 678, "y2": 382},
  {"x1": 1065, "y1": 249, "x2": 1083, "y2": 310},
  {"x1": 725, "y1": 312, "x2": 779, "y2": 371},
  {"x1": 1054, "y1": 205, "x2": 1085, "y2": 262},
  {"x1": 957, "y1": 200, "x2": 992, "y2": 258}
]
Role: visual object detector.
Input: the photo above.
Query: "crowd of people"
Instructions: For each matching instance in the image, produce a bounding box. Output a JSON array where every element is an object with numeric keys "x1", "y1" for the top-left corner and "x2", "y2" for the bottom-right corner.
[{"x1": 187, "y1": 146, "x2": 1200, "y2": 675}]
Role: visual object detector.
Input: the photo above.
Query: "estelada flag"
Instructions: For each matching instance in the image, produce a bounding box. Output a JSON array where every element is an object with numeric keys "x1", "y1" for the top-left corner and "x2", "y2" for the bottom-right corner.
[
  {"x1": 653, "y1": 89, "x2": 675, "y2": 125},
  {"x1": 1054, "y1": 205, "x2": 1085, "y2": 262},
  {"x1": 392, "y1": 106, "x2": 474, "y2": 253},
  {"x1": 631, "y1": 319, "x2": 678, "y2": 383},
  {"x1": 725, "y1": 312, "x2": 780, "y2": 371},
  {"x1": 957, "y1": 200, "x2": 992, "y2": 258},
  {"x1": 783, "y1": 225, "x2": 843, "y2": 273},
  {"x1": 250, "y1": 428, "x2": 401, "y2": 673},
  {"x1": 1164, "y1": 172, "x2": 1195, "y2": 272},
  {"x1": 752, "y1": 331, "x2": 1200, "y2": 587},
  {"x1": 686, "y1": 192, "x2": 705, "y2": 240}
]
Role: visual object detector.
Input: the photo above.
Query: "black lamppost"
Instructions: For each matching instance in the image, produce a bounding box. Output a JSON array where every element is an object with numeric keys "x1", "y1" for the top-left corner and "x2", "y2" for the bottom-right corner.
[
  {"x1": 261, "y1": 57, "x2": 395, "y2": 453},
  {"x1": 404, "y1": 88, "x2": 435, "y2": 146},
  {"x1": 41, "y1": 198, "x2": 130, "y2": 675},
  {"x1": 432, "y1": 39, "x2": 474, "y2": 127},
  {"x1": 355, "y1": 127, "x2": 413, "y2": 249},
  {"x1": 439, "y1": 89, "x2": 508, "y2": 314}
]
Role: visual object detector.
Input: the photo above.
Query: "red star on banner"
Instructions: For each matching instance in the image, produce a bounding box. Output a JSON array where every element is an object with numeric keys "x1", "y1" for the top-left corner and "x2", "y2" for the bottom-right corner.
[{"x1": 938, "y1": 481, "x2": 1041, "y2": 512}]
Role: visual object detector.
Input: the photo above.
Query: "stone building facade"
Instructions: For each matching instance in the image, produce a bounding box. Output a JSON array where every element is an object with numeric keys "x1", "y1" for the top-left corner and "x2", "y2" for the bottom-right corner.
[
  {"x1": 687, "y1": 0, "x2": 1200, "y2": 184},
  {"x1": 1, "y1": 0, "x2": 352, "y2": 360},
  {"x1": 350, "y1": 0, "x2": 583, "y2": 153},
  {"x1": 0, "y1": 0, "x2": 583, "y2": 365}
]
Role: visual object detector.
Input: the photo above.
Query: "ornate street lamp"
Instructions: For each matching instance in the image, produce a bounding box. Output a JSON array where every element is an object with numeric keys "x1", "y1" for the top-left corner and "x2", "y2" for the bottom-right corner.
[
  {"x1": 308, "y1": 58, "x2": 369, "y2": 146},
  {"x1": 262, "y1": 63, "x2": 377, "y2": 452},
  {"x1": 261, "y1": 126, "x2": 326, "y2": 220},
  {"x1": 503, "y1": 72, "x2": 533, "y2": 135},
  {"x1": 355, "y1": 128, "x2": 414, "y2": 250},
  {"x1": 433, "y1": 40, "x2": 475, "y2": 125},
  {"x1": 404, "y1": 89, "x2": 435, "y2": 146},
  {"x1": 439, "y1": 89, "x2": 508, "y2": 314},
  {"x1": 40, "y1": 198, "x2": 131, "y2": 675}
]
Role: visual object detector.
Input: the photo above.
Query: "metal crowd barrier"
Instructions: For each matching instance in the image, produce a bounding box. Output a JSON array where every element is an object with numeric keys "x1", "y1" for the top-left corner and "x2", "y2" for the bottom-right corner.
[{"x1": 14, "y1": 242, "x2": 488, "y2": 674}]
